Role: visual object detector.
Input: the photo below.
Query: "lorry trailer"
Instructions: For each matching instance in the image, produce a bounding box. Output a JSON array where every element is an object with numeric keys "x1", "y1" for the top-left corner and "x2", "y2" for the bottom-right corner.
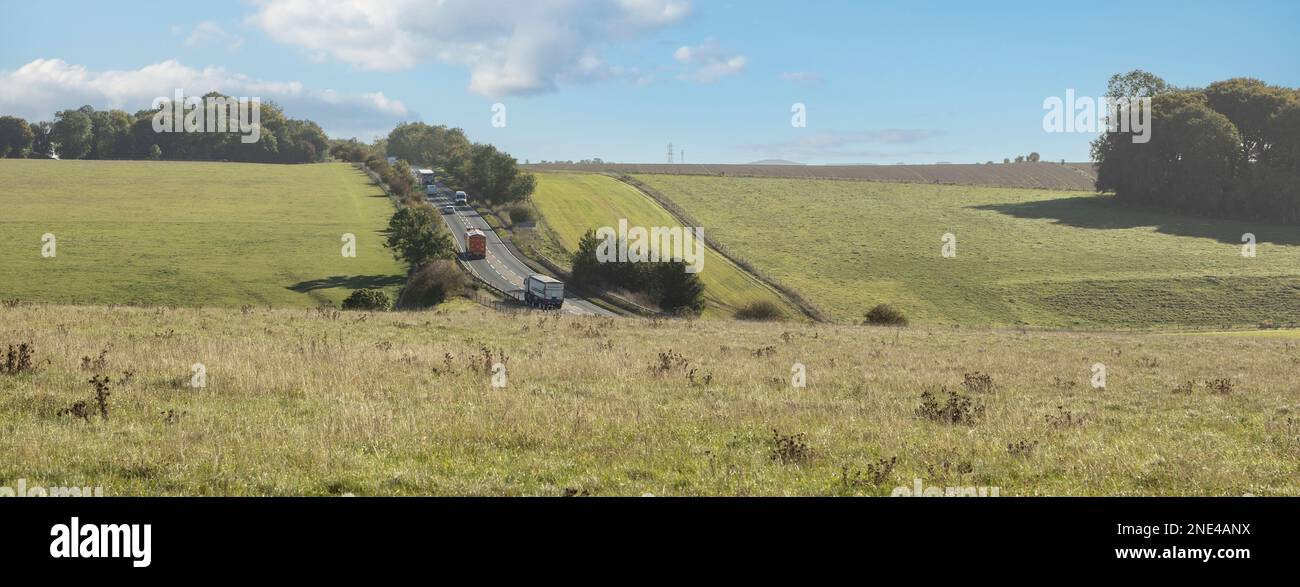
[
  {"x1": 523, "y1": 274, "x2": 564, "y2": 309},
  {"x1": 465, "y1": 228, "x2": 487, "y2": 260}
]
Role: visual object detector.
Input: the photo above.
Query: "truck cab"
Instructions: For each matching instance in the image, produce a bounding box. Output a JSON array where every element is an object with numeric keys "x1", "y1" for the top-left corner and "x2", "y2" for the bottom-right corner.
[{"x1": 454, "y1": 191, "x2": 468, "y2": 205}]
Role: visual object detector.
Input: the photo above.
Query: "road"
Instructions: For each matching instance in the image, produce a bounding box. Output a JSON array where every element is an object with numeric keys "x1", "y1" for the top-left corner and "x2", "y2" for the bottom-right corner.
[{"x1": 426, "y1": 186, "x2": 615, "y2": 317}]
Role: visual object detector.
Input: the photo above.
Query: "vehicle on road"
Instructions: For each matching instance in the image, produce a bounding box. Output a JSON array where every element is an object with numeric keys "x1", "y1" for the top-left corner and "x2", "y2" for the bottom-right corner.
[
  {"x1": 454, "y1": 191, "x2": 468, "y2": 205},
  {"x1": 441, "y1": 204, "x2": 455, "y2": 214},
  {"x1": 465, "y1": 228, "x2": 487, "y2": 259},
  {"x1": 417, "y1": 168, "x2": 435, "y2": 186},
  {"x1": 523, "y1": 274, "x2": 564, "y2": 309},
  {"x1": 426, "y1": 183, "x2": 438, "y2": 195}
]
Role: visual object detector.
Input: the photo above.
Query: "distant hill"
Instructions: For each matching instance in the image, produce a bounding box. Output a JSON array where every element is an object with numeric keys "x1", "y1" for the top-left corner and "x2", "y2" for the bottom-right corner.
[
  {"x1": 745, "y1": 159, "x2": 804, "y2": 165},
  {"x1": 524, "y1": 161, "x2": 1099, "y2": 191}
]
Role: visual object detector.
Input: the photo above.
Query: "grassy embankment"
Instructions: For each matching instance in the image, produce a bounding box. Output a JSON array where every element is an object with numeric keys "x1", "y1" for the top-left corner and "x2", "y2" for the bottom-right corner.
[
  {"x1": 528, "y1": 172, "x2": 799, "y2": 319},
  {"x1": 0, "y1": 159, "x2": 405, "y2": 308},
  {"x1": 634, "y1": 174, "x2": 1300, "y2": 328}
]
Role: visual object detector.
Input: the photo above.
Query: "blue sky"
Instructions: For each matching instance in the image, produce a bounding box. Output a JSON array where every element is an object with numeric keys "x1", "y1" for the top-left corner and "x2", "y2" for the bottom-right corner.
[{"x1": 2, "y1": 0, "x2": 1297, "y2": 164}]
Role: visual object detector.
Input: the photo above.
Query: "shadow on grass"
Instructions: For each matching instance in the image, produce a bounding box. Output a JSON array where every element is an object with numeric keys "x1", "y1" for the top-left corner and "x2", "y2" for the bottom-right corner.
[
  {"x1": 288, "y1": 274, "x2": 405, "y2": 293},
  {"x1": 971, "y1": 195, "x2": 1300, "y2": 246}
]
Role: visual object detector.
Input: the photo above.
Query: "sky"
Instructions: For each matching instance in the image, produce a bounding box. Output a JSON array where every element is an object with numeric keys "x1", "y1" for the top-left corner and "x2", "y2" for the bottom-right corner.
[{"x1": 2, "y1": 0, "x2": 1297, "y2": 165}]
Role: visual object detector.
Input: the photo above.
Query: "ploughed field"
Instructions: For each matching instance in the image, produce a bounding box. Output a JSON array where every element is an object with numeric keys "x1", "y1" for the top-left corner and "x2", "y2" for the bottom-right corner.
[{"x1": 525, "y1": 162, "x2": 1099, "y2": 191}]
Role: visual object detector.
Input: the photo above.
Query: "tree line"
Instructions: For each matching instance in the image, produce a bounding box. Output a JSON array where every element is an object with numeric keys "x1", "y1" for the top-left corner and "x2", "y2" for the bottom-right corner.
[
  {"x1": 0, "y1": 93, "x2": 329, "y2": 163},
  {"x1": 1094, "y1": 70, "x2": 1300, "y2": 222},
  {"x1": 330, "y1": 122, "x2": 538, "y2": 208},
  {"x1": 570, "y1": 229, "x2": 706, "y2": 316}
]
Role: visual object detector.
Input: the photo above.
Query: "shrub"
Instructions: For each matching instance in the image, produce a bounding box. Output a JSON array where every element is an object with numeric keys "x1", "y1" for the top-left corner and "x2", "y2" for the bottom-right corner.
[
  {"x1": 2, "y1": 343, "x2": 35, "y2": 375},
  {"x1": 864, "y1": 303, "x2": 908, "y2": 326},
  {"x1": 734, "y1": 300, "x2": 784, "y2": 321},
  {"x1": 769, "y1": 429, "x2": 812, "y2": 465},
  {"x1": 341, "y1": 289, "x2": 390, "y2": 311},
  {"x1": 961, "y1": 371, "x2": 996, "y2": 393},
  {"x1": 402, "y1": 260, "x2": 466, "y2": 308},
  {"x1": 503, "y1": 203, "x2": 534, "y2": 225},
  {"x1": 916, "y1": 388, "x2": 984, "y2": 425}
]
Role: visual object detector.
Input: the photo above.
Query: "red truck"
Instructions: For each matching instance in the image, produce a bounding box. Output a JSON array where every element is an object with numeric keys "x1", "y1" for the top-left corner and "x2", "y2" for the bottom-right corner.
[{"x1": 465, "y1": 228, "x2": 487, "y2": 260}]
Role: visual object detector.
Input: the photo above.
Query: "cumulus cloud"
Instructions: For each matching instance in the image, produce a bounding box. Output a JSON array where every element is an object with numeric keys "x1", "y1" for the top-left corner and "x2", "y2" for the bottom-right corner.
[
  {"x1": 248, "y1": 0, "x2": 691, "y2": 97},
  {"x1": 673, "y1": 38, "x2": 747, "y2": 83},
  {"x1": 0, "y1": 58, "x2": 409, "y2": 139}
]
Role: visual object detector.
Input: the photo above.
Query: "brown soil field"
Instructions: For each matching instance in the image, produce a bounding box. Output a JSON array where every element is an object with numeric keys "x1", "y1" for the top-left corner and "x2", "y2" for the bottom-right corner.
[{"x1": 524, "y1": 162, "x2": 1099, "y2": 191}]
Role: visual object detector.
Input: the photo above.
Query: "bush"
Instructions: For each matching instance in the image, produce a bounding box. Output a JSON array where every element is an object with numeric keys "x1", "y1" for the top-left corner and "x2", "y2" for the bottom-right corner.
[
  {"x1": 402, "y1": 260, "x2": 466, "y2": 308},
  {"x1": 503, "y1": 203, "x2": 534, "y2": 225},
  {"x1": 734, "y1": 300, "x2": 784, "y2": 321},
  {"x1": 341, "y1": 289, "x2": 390, "y2": 311},
  {"x1": 864, "y1": 303, "x2": 908, "y2": 326}
]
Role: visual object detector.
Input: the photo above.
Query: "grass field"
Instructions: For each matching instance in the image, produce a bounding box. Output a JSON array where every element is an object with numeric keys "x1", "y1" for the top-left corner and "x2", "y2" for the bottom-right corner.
[
  {"x1": 0, "y1": 160, "x2": 405, "y2": 308},
  {"x1": 633, "y1": 174, "x2": 1300, "y2": 328},
  {"x1": 530, "y1": 172, "x2": 800, "y2": 319},
  {"x1": 2, "y1": 301, "x2": 1296, "y2": 496}
]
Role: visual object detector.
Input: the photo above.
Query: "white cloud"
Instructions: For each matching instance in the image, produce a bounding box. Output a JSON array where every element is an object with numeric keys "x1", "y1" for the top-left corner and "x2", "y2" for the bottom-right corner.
[
  {"x1": 248, "y1": 0, "x2": 691, "y2": 97},
  {"x1": 673, "y1": 38, "x2": 747, "y2": 83},
  {"x1": 183, "y1": 21, "x2": 245, "y2": 51},
  {"x1": 0, "y1": 58, "x2": 409, "y2": 139}
]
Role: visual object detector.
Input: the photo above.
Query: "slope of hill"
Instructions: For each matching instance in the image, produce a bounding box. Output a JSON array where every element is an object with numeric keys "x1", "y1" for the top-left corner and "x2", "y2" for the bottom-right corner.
[
  {"x1": 2, "y1": 301, "x2": 1295, "y2": 495},
  {"x1": 0, "y1": 160, "x2": 405, "y2": 307},
  {"x1": 526, "y1": 162, "x2": 1098, "y2": 191},
  {"x1": 527, "y1": 172, "x2": 800, "y2": 318},
  {"x1": 630, "y1": 174, "x2": 1300, "y2": 328}
]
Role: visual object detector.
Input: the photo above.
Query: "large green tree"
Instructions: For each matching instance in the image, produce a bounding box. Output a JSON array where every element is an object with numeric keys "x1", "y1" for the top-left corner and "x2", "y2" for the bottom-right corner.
[
  {"x1": 384, "y1": 206, "x2": 455, "y2": 268},
  {"x1": 51, "y1": 109, "x2": 94, "y2": 159},
  {"x1": 1204, "y1": 78, "x2": 1297, "y2": 164},
  {"x1": 28, "y1": 121, "x2": 52, "y2": 157},
  {"x1": 1104, "y1": 69, "x2": 1172, "y2": 100},
  {"x1": 0, "y1": 116, "x2": 34, "y2": 158},
  {"x1": 652, "y1": 261, "x2": 706, "y2": 316},
  {"x1": 88, "y1": 109, "x2": 132, "y2": 159}
]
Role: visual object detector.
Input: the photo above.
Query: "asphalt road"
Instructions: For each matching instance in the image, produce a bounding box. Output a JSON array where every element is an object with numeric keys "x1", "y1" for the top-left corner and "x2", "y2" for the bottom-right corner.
[{"x1": 427, "y1": 187, "x2": 615, "y2": 317}]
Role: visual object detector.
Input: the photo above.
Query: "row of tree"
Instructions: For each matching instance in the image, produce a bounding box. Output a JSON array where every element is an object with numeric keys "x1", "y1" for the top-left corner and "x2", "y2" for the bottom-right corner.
[
  {"x1": 1094, "y1": 71, "x2": 1300, "y2": 222},
  {"x1": 570, "y1": 230, "x2": 706, "y2": 316},
  {"x1": 385, "y1": 122, "x2": 536, "y2": 206},
  {"x1": 0, "y1": 94, "x2": 329, "y2": 163}
]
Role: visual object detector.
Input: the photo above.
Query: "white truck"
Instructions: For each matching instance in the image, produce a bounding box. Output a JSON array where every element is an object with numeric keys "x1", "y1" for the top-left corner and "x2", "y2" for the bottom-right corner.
[
  {"x1": 523, "y1": 274, "x2": 564, "y2": 309},
  {"x1": 454, "y1": 190, "x2": 468, "y2": 205}
]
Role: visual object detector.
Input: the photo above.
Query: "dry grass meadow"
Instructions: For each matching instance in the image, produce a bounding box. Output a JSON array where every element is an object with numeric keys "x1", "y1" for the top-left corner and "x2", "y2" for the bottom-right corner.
[{"x1": 2, "y1": 300, "x2": 1297, "y2": 496}]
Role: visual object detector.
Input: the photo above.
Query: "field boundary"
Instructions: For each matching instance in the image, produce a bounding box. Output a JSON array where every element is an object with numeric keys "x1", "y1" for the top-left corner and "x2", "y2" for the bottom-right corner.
[{"x1": 606, "y1": 172, "x2": 830, "y2": 322}]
